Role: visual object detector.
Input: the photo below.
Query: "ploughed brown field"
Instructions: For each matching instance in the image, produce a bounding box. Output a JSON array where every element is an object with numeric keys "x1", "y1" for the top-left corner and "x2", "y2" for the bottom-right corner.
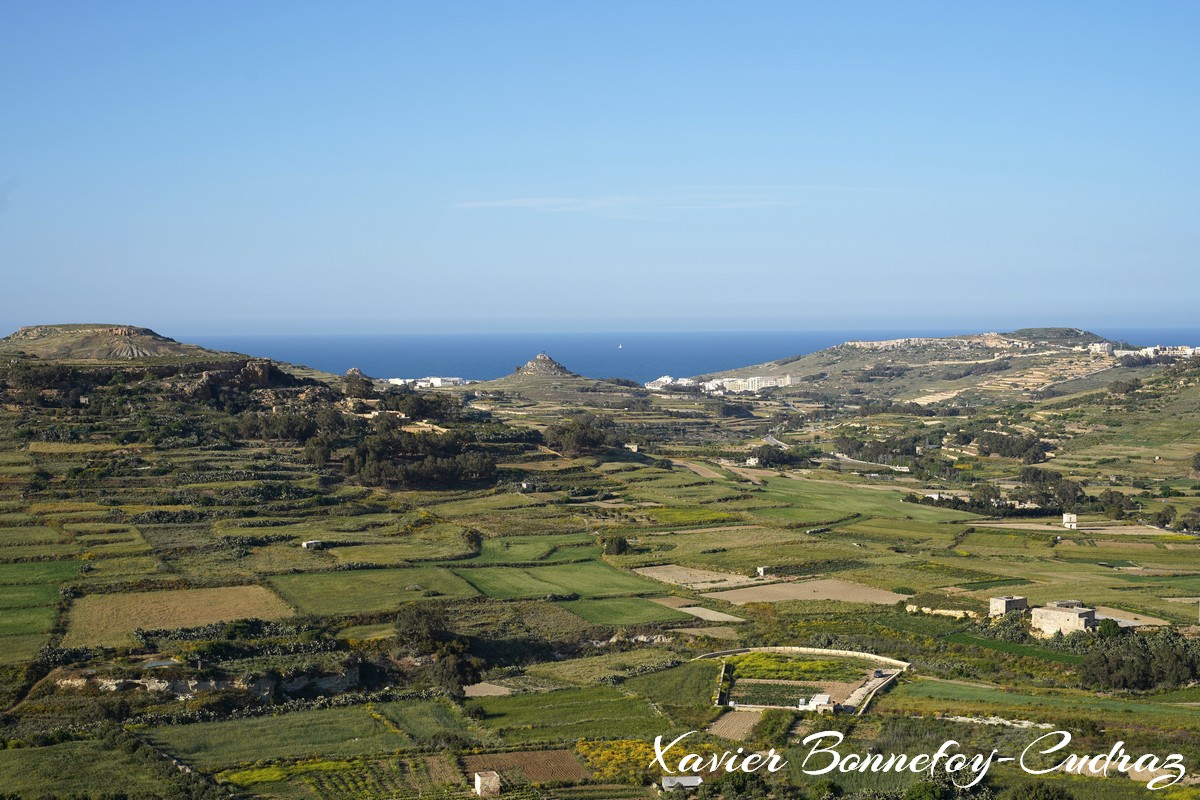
[
  {"x1": 462, "y1": 749, "x2": 591, "y2": 783},
  {"x1": 61, "y1": 585, "x2": 294, "y2": 648}
]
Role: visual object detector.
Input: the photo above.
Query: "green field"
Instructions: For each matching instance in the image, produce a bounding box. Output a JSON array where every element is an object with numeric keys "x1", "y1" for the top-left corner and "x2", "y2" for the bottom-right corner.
[
  {"x1": 751, "y1": 476, "x2": 978, "y2": 524},
  {"x1": 0, "y1": 604, "x2": 57, "y2": 637},
  {"x1": 880, "y1": 678, "x2": 1200, "y2": 729},
  {"x1": 269, "y1": 567, "x2": 480, "y2": 615},
  {"x1": 943, "y1": 633, "x2": 1084, "y2": 664},
  {"x1": 623, "y1": 659, "x2": 721, "y2": 710},
  {"x1": 470, "y1": 533, "x2": 599, "y2": 564},
  {"x1": 145, "y1": 700, "x2": 476, "y2": 770},
  {"x1": 524, "y1": 649, "x2": 680, "y2": 685},
  {"x1": 0, "y1": 741, "x2": 176, "y2": 795},
  {"x1": 451, "y1": 561, "x2": 663, "y2": 600},
  {"x1": 468, "y1": 685, "x2": 675, "y2": 744},
  {"x1": 0, "y1": 560, "x2": 82, "y2": 585},
  {"x1": 558, "y1": 597, "x2": 692, "y2": 624},
  {"x1": 725, "y1": 651, "x2": 875, "y2": 682}
]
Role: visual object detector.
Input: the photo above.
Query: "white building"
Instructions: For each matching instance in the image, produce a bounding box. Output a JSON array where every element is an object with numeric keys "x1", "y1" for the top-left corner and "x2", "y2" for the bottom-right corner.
[
  {"x1": 701, "y1": 374, "x2": 795, "y2": 393},
  {"x1": 798, "y1": 693, "x2": 834, "y2": 712},
  {"x1": 662, "y1": 776, "x2": 704, "y2": 790},
  {"x1": 1062, "y1": 513, "x2": 1078, "y2": 530},
  {"x1": 646, "y1": 375, "x2": 699, "y2": 390},
  {"x1": 387, "y1": 376, "x2": 467, "y2": 388}
]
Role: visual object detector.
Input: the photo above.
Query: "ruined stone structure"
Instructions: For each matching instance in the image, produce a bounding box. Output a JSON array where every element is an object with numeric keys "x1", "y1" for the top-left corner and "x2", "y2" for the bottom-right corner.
[
  {"x1": 989, "y1": 595, "x2": 1029, "y2": 617},
  {"x1": 1032, "y1": 600, "x2": 1096, "y2": 636}
]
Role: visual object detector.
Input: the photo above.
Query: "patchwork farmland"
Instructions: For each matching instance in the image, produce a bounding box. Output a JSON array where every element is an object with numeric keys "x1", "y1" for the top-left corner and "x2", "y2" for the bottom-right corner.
[{"x1": 1, "y1": 325, "x2": 1199, "y2": 799}]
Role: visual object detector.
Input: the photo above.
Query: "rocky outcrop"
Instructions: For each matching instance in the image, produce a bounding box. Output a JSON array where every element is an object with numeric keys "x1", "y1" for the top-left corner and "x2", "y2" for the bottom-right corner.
[
  {"x1": 515, "y1": 353, "x2": 577, "y2": 378},
  {"x1": 57, "y1": 662, "x2": 360, "y2": 700},
  {"x1": 189, "y1": 358, "x2": 281, "y2": 400}
]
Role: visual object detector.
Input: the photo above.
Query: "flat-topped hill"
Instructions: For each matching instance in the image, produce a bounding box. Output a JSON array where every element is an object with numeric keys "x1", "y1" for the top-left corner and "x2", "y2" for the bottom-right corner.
[
  {"x1": 697, "y1": 328, "x2": 1140, "y2": 404},
  {"x1": 0, "y1": 324, "x2": 225, "y2": 361}
]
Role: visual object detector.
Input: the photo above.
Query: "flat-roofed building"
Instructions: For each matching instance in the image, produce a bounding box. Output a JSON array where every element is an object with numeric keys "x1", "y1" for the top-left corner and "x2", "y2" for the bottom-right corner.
[
  {"x1": 1032, "y1": 600, "x2": 1096, "y2": 636},
  {"x1": 989, "y1": 595, "x2": 1028, "y2": 617}
]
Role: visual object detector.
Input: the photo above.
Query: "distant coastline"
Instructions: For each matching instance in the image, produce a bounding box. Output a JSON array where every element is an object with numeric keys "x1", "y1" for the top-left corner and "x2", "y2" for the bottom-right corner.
[{"x1": 183, "y1": 328, "x2": 1200, "y2": 384}]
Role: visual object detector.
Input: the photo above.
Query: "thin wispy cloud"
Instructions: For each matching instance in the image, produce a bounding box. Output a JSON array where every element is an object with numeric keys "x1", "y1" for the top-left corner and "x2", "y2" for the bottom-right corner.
[
  {"x1": 455, "y1": 186, "x2": 888, "y2": 214},
  {"x1": 455, "y1": 196, "x2": 638, "y2": 212}
]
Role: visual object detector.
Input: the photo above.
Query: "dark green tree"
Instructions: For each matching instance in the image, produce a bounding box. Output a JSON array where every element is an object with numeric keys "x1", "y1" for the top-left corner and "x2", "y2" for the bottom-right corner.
[
  {"x1": 394, "y1": 602, "x2": 449, "y2": 655},
  {"x1": 543, "y1": 412, "x2": 623, "y2": 455}
]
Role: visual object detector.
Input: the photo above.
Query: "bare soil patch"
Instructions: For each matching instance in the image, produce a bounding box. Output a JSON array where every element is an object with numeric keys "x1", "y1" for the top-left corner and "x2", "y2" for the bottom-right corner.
[
  {"x1": 462, "y1": 749, "x2": 590, "y2": 783},
  {"x1": 1094, "y1": 607, "x2": 1169, "y2": 626},
  {"x1": 672, "y1": 460, "x2": 727, "y2": 481},
  {"x1": 706, "y1": 709, "x2": 761, "y2": 741},
  {"x1": 635, "y1": 564, "x2": 766, "y2": 590},
  {"x1": 702, "y1": 578, "x2": 907, "y2": 605},
  {"x1": 677, "y1": 606, "x2": 745, "y2": 623},
  {"x1": 463, "y1": 682, "x2": 513, "y2": 697}
]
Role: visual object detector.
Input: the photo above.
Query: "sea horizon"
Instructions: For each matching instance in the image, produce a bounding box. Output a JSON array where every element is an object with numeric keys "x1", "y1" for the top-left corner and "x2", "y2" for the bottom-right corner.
[{"x1": 183, "y1": 326, "x2": 1200, "y2": 384}]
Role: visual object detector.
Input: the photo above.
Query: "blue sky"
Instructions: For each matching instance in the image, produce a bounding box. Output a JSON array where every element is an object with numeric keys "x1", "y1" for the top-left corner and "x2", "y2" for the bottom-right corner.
[{"x1": 1, "y1": 1, "x2": 1197, "y2": 333}]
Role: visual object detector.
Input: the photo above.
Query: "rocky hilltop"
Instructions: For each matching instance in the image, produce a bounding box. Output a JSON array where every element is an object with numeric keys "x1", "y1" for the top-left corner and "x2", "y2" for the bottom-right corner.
[
  {"x1": 0, "y1": 324, "x2": 222, "y2": 360},
  {"x1": 514, "y1": 353, "x2": 578, "y2": 378}
]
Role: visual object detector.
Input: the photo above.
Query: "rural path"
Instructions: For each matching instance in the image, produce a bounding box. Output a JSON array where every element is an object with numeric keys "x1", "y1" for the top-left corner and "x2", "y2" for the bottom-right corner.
[{"x1": 671, "y1": 459, "x2": 728, "y2": 481}]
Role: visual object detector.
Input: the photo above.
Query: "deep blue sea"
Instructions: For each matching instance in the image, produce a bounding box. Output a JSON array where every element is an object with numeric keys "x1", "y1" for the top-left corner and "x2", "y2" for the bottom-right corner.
[{"x1": 183, "y1": 328, "x2": 1200, "y2": 384}]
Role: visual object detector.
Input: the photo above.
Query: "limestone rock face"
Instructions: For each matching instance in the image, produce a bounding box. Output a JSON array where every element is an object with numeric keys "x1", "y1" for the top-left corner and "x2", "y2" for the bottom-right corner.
[
  {"x1": 515, "y1": 353, "x2": 577, "y2": 378},
  {"x1": 190, "y1": 358, "x2": 280, "y2": 399}
]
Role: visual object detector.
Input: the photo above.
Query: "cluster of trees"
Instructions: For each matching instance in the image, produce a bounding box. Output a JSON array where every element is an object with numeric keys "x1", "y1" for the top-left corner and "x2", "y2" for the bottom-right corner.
[
  {"x1": 1087, "y1": 488, "x2": 1141, "y2": 520},
  {"x1": 1107, "y1": 377, "x2": 1143, "y2": 395},
  {"x1": 973, "y1": 431, "x2": 1050, "y2": 464},
  {"x1": 715, "y1": 400, "x2": 755, "y2": 418},
  {"x1": 854, "y1": 363, "x2": 909, "y2": 382},
  {"x1": 224, "y1": 408, "x2": 350, "y2": 444},
  {"x1": 833, "y1": 430, "x2": 934, "y2": 465},
  {"x1": 543, "y1": 412, "x2": 625, "y2": 455},
  {"x1": 1078, "y1": 629, "x2": 1200, "y2": 690},
  {"x1": 376, "y1": 388, "x2": 463, "y2": 421},
  {"x1": 942, "y1": 359, "x2": 1011, "y2": 381},
  {"x1": 1117, "y1": 353, "x2": 1180, "y2": 368},
  {"x1": 339, "y1": 415, "x2": 495, "y2": 488},
  {"x1": 392, "y1": 603, "x2": 482, "y2": 697},
  {"x1": 1176, "y1": 508, "x2": 1200, "y2": 532},
  {"x1": 1011, "y1": 467, "x2": 1086, "y2": 510},
  {"x1": 747, "y1": 444, "x2": 817, "y2": 468},
  {"x1": 850, "y1": 400, "x2": 964, "y2": 418},
  {"x1": 597, "y1": 534, "x2": 629, "y2": 555}
]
